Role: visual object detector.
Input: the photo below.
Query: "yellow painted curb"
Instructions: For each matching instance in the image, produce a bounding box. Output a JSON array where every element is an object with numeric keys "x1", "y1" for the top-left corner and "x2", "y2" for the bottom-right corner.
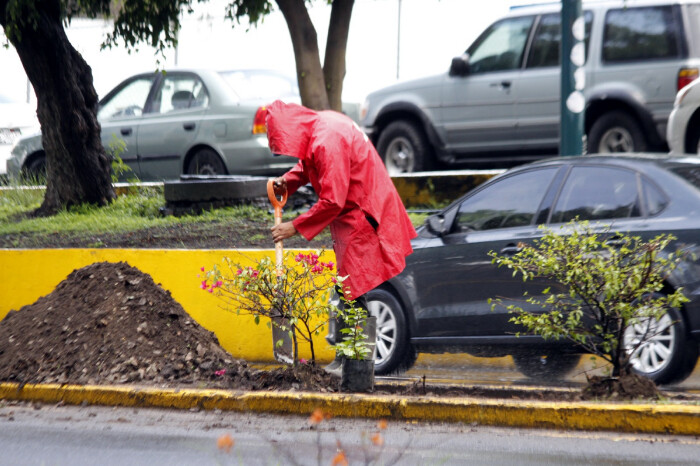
[{"x1": 2, "y1": 382, "x2": 699, "y2": 436}]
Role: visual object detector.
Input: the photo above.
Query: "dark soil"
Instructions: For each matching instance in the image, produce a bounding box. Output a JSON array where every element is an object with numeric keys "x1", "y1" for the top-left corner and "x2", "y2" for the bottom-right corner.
[
  {"x1": 0, "y1": 261, "x2": 676, "y2": 402},
  {"x1": 0, "y1": 219, "x2": 333, "y2": 250}
]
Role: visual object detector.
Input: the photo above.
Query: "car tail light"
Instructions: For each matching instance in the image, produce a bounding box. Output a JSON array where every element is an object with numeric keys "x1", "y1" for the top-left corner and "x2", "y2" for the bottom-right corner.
[
  {"x1": 252, "y1": 106, "x2": 267, "y2": 134},
  {"x1": 678, "y1": 68, "x2": 699, "y2": 92}
]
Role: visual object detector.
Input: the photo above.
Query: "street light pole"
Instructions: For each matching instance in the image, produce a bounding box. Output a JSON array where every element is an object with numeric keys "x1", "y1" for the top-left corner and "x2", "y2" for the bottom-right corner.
[
  {"x1": 560, "y1": 0, "x2": 585, "y2": 156},
  {"x1": 396, "y1": 0, "x2": 402, "y2": 80}
]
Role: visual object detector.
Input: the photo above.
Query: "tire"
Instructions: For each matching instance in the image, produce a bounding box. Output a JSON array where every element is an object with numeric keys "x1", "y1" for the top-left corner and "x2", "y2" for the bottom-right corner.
[
  {"x1": 588, "y1": 111, "x2": 647, "y2": 154},
  {"x1": 623, "y1": 297, "x2": 698, "y2": 385},
  {"x1": 366, "y1": 288, "x2": 417, "y2": 375},
  {"x1": 376, "y1": 120, "x2": 432, "y2": 174},
  {"x1": 512, "y1": 352, "x2": 581, "y2": 380},
  {"x1": 185, "y1": 148, "x2": 227, "y2": 176},
  {"x1": 687, "y1": 127, "x2": 700, "y2": 155},
  {"x1": 23, "y1": 154, "x2": 47, "y2": 184}
]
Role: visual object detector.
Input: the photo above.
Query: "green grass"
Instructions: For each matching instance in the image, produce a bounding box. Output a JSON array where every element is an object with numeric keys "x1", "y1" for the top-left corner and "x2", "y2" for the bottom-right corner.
[{"x1": 0, "y1": 186, "x2": 429, "y2": 237}]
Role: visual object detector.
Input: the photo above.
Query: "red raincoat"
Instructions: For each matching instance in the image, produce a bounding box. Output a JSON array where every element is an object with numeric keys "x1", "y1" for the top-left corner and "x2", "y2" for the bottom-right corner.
[{"x1": 266, "y1": 100, "x2": 417, "y2": 299}]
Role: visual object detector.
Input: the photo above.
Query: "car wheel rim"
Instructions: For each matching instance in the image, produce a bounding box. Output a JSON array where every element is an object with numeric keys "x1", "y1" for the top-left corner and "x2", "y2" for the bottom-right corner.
[
  {"x1": 385, "y1": 137, "x2": 414, "y2": 174},
  {"x1": 368, "y1": 299, "x2": 397, "y2": 366},
  {"x1": 598, "y1": 127, "x2": 634, "y2": 153},
  {"x1": 623, "y1": 312, "x2": 675, "y2": 374}
]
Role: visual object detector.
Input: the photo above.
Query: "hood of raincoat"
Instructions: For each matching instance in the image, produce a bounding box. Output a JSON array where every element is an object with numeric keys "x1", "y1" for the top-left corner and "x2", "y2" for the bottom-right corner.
[{"x1": 266, "y1": 101, "x2": 317, "y2": 160}]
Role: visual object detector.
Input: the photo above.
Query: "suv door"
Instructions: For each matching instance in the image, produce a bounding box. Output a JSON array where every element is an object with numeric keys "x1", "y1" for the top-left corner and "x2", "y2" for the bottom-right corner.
[
  {"x1": 410, "y1": 166, "x2": 560, "y2": 340},
  {"x1": 516, "y1": 12, "x2": 593, "y2": 151},
  {"x1": 440, "y1": 15, "x2": 534, "y2": 154}
]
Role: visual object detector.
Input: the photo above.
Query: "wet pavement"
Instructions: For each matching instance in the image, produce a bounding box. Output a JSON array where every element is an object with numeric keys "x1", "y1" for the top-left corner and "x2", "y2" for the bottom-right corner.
[{"x1": 397, "y1": 354, "x2": 700, "y2": 394}]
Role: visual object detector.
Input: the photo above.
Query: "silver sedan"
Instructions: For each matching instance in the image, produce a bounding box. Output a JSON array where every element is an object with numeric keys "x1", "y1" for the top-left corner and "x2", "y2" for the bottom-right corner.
[{"x1": 7, "y1": 69, "x2": 299, "y2": 181}]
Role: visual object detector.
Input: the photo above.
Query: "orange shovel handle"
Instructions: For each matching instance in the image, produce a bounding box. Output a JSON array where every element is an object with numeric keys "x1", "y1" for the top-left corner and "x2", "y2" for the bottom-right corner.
[{"x1": 267, "y1": 179, "x2": 288, "y2": 274}]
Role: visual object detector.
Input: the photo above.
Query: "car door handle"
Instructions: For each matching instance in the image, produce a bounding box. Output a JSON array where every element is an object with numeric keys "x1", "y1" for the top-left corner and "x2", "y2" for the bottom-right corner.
[
  {"x1": 120, "y1": 128, "x2": 132, "y2": 136},
  {"x1": 183, "y1": 122, "x2": 196, "y2": 131},
  {"x1": 490, "y1": 81, "x2": 512, "y2": 90},
  {"x1": 500, "y1": 243, "x2": 523, "y2": 255},
  {"x1": 604, "y1": 236, "x2": 625, "y2": 247}
]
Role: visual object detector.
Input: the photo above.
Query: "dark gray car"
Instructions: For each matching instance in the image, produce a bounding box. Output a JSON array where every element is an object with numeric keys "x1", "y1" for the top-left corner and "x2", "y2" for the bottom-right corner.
[{"x1": 366, "y1": 154, "x2": 700, "y2": 385}]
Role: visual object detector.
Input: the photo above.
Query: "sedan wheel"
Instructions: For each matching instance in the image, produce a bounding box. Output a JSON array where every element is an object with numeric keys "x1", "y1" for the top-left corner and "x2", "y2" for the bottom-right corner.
[
  {"x1": 366, "y1": 288, "x2": 416, "y2": 375},
  {"x1": 623, "y1": 302, "x2": 698, "y2": 385},
  {"x1": 186, "y1": 148, "x2": 227, "y2": 176}
]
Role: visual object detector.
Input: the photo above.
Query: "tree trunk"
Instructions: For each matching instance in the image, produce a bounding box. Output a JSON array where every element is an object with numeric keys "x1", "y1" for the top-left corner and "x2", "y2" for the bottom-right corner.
[
  {"x1": 275, "y1": 0, "x2": 330, "y2": 111},
  {"x1": 1, "y1": 0, "x2": 115, "y2": 216},
  {"x1": 323, "y1": 0, "x2": 354, "y2": 112}
]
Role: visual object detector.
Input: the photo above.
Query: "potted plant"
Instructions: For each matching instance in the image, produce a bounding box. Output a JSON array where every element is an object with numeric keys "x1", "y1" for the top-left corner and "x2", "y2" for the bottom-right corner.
[{"x1": 334, "y1": 280, "x2": 376, "y2": 392}]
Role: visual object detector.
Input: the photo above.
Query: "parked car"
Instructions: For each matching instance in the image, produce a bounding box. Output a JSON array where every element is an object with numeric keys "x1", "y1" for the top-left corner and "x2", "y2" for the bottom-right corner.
[
  {"x1": 667, "y1": 76, "x2": 700, "y2": 154},
  {"x1": 6, "y1": 69, "x2": 301, "y2": 181},
  {"x1": 0, "y1": 92, "x2": 38, "y2": 178},
  {"x1": 360, "y1": 0, "x2": 700, "y2": 174},
  {"x1": 359, "y1": 154, "x2": 700, "y2": 385}
]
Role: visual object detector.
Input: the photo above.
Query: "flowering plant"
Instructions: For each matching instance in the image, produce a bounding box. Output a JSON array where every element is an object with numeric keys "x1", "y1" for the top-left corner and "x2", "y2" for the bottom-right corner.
[{"x1": 201, "y1": 250, "x2": 337, "y2": 364}]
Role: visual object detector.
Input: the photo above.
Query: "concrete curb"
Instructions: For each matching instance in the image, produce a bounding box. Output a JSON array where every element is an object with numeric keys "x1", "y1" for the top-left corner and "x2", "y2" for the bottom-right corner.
[{"x1": 2, "y1": 382, "x2": 700, "y2": 436}]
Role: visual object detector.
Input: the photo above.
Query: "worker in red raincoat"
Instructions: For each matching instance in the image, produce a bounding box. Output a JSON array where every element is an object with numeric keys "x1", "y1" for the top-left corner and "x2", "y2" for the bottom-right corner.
[{"x1": 266, "y1": 100, "x2": 416, "y2": 373}]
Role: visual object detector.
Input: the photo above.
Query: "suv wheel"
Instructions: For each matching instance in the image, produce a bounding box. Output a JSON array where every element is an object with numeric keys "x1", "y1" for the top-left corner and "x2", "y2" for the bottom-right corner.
[
  {"x1": 376, "y1": 121, "x2": 432, "y2": 174},
  {"x1": 588, "y1": 111, "x2": 647, "y2": 153}
]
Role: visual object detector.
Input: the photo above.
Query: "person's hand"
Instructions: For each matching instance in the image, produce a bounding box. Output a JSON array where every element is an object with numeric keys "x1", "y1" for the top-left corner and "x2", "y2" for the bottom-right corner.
[
  {"x1": 271, "y1": 221, "x2": 297, "y2": 243},
  {"x1": 272, "y1": 177, "x2": 287, "y2": 196}
]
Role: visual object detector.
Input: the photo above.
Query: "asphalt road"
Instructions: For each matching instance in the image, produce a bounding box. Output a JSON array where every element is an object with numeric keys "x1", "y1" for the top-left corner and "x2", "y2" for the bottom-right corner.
[{"x1": 2, "y1": 402, "x2": 700, "y2": 465}]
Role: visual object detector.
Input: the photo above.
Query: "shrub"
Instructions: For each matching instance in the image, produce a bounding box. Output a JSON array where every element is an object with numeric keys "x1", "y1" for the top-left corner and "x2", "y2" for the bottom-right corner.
[{"x1": 489, "y1": 220, "x2": 688, "y2": 380}]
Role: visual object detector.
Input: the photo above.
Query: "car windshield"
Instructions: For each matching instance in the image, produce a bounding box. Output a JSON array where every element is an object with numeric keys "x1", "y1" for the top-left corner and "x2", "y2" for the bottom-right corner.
[{"x1": 218, "y1": 70, "x2": 299, "y2": 100}]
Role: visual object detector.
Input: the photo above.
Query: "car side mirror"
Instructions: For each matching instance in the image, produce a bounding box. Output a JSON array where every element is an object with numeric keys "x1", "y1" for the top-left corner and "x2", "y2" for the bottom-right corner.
[
  {"x1": 449, "y1": 54, "x2": 470, "y2": 77},
  {"x1": 426, "y1": 214, "x2": 447, "y2": 236}
]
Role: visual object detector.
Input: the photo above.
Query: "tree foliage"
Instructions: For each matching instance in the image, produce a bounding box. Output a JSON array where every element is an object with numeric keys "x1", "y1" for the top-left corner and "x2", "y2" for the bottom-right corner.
[{"x1": 489, "y1": 220, "x2": 688, "y2": 379}]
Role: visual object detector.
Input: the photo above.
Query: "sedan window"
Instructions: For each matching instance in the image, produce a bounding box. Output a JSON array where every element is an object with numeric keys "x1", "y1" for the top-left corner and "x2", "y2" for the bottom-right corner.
[
  {"x1": 551, "y1": 166, "x2": 641, "y2": 223},
  {"x1": 98, "y1": 77, "x2": 154, "y2": 120},
  {"x1": 454, "y1": 168, "x2": 556, "y2": 232},
  {"x1": 150, "y1": 75, "x2": 209, "y2": 114}
]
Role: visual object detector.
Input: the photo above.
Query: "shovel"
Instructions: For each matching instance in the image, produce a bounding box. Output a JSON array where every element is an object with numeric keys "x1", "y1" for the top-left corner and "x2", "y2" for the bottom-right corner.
[{"x1": 267, "y1": 178, "x2": 292, "y2": 363}]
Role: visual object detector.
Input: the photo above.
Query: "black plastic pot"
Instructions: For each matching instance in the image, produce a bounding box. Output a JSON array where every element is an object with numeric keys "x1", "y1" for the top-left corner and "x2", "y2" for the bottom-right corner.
[{"x1": 340, "y1": 358, "x2": 374, "y2": 392}]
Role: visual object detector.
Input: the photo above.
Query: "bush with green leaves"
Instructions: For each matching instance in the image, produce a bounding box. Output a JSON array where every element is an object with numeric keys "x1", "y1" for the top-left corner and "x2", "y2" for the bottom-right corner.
[
  {"x1": 333, "y1": 278, "x2": 373, "y2": 361},
  {"x1": 489, "y1": 220, "x2": 688, "y2": 379},
  {"x1": 202, "y1": 250, "x2": 337, "y2": 364}
]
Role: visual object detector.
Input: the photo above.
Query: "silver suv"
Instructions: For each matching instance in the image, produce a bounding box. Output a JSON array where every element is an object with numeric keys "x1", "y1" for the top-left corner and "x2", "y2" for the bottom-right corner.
[{"x1": 360, "y1": 0, "x2": 700, "y2": 173}]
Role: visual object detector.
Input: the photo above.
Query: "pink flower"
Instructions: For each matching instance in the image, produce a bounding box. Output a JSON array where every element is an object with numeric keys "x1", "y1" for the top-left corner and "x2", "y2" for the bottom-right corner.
[
  {"x1": 300, "y1": 358, "x2": 308, "y2": 364},
  {"x1": 208, "y1": 287, "x2": 214, "y2": 293},
  {"x1": 200, "y1": 266, "x2": 205, "y2": 272},
  {"x1": 236, "y1": 269, "x2": 243, "y2": 275},
  {"x1": 295, "y1": 253, "x2": 303, "y2": 262},
  {"x1": 331, "y1": 277, "x2": 337, "y2": 284},
  {"x1": 215, "y1": 280, "x2": 223, "y2": 288},
  {"x1": 215, "y1": 369, "x2": 226, "y2": 376},
  {"x1": 327, "y1": 261, "x2": 334, "y2": 270},
  {"x1": 200, "y1": 280, "x2": 208, "y2": 290}
]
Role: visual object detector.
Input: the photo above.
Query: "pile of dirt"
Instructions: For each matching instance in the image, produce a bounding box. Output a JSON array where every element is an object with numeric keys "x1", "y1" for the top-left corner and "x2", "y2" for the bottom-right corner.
[{"x1": 0, "y1": 261, "x2": 337, "y2": 392}]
